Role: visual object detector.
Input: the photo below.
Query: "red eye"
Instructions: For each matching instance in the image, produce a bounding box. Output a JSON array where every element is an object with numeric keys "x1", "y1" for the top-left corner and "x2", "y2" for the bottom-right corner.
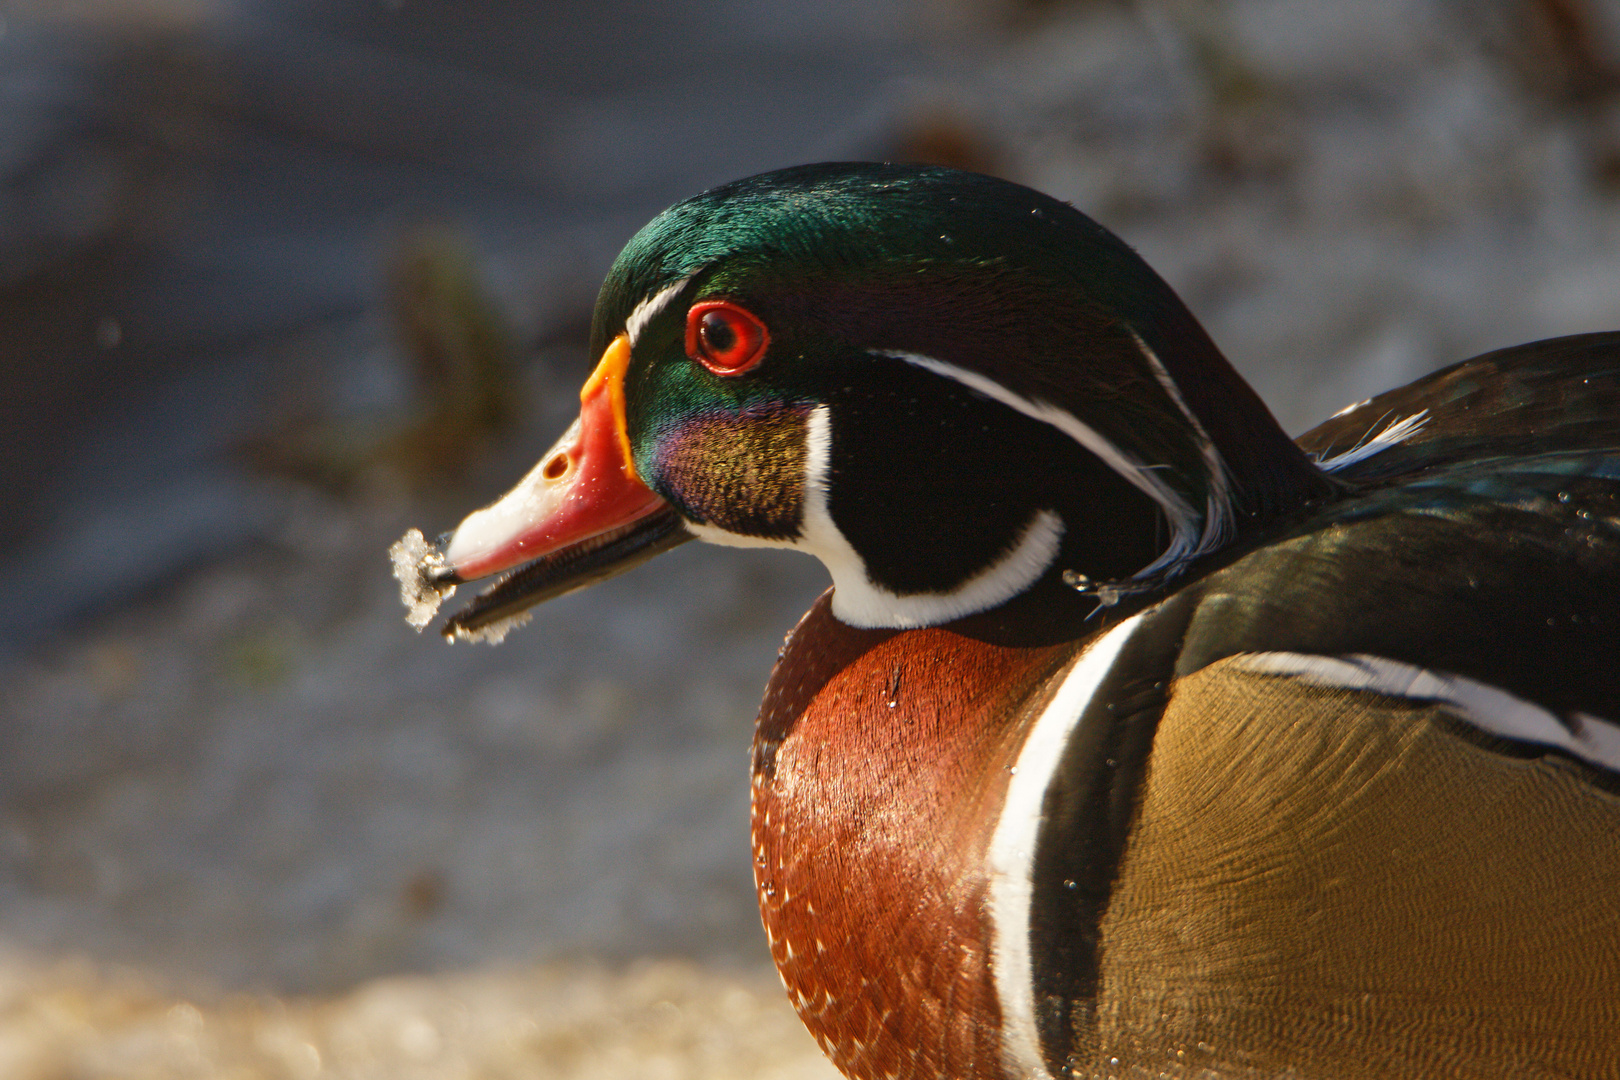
[{"x1": 685, "y1": 300, "x2": 769, "y2": 375}]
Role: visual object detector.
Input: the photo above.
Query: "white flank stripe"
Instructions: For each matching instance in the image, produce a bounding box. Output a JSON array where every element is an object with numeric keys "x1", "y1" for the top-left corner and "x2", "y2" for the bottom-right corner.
[
  {"x1": 624, "y1": 276, "x2": 691, "y2": 346},
  {"x1": 881, "y1": 350, "x2": 1206, "y2": 578},
  {"x1": 1233, "y1": 653, "x2": 1620, "y2": 773},
  {"x1": 988, "y1": 613, "x2": 1146, "y2": 1079}
]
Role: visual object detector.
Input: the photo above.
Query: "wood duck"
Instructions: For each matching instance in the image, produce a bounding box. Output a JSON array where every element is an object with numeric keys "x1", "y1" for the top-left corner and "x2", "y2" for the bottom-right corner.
[{"x1": 391, "y1": 163, "x2": 1620, "y2": 1079}]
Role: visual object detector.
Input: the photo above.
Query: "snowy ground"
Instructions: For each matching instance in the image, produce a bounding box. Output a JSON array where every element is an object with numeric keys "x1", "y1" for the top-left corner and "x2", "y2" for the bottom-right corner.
[{"x1": 3, "y1": 0, "x2": 1619, "y2": 1075}]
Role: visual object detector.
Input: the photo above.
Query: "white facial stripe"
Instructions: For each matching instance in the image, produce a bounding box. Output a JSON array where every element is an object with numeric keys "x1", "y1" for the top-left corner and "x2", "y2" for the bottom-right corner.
[
  {"x1": 1312, "y1": 409, "x2": 1430, "y2": 472},
  {"x1": 880, "y1": 350, "x2": 1203, "y2": 578},
  {"x1": 1126, "y1": 330, "x2": 1234, "y2": 564},
  {"x1": 988, "y1": 612, "x2": 1146, "y2": 1079},
  {"x1": 1233, "y1": 653, "x2": 1620, "y2": 773},
  {"x1": 624, "y1": 276, "x2": 692, "y2": 346}
]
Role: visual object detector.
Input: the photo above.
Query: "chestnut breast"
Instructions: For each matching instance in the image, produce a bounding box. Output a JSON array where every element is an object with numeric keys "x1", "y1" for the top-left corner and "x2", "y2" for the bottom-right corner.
[{"x1": 751, "y1": 591, "x2": 1077, "y2": 1080}]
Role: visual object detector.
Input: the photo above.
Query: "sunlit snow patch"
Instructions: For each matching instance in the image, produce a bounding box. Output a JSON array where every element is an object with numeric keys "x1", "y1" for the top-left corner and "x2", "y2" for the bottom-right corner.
[
  {"x1": 445, "y1": 610, "x2": 532, "y2": 645},
  {"x1": 389, "y1": 528, "x2": 456, "y2": 630}
]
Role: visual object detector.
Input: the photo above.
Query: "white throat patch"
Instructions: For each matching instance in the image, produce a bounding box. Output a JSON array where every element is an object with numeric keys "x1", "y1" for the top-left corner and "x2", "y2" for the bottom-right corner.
[
  {"x1": 685, "y1": 404, "x2": 1067, "y2": 629},
  {"x1": 800, "y1": 405, "x2": 1066, "y2": 629}
]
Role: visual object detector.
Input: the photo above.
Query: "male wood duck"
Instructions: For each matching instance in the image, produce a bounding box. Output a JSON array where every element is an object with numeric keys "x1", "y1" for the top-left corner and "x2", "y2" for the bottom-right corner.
[{"x1": 391, "y1": 163, "x2": 1620, "y2": 1079}]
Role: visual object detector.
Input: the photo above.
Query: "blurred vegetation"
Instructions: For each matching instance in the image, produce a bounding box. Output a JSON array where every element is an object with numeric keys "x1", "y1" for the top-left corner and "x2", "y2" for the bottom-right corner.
[{"x1": 239, "y1": 224, "x2": 521, "y2": 492}]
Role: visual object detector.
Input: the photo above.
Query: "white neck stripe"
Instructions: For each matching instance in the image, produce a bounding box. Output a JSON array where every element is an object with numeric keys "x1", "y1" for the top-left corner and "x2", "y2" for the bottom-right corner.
[
  {"x1": 1233, "y1": 652, "x2": 1620, "y2": 773},
  {"x1": 881, "y1": 350, "x2": 1204, "y2": 578},
  {"x1": 624, "y1": 276, "x2": 691, "y2": 346},
  {"x1": 988, "y1": 613, "x2": 1146, "y2": 1079},
  {"x1": 1125, "y1": 330, "x2": 1234, "y2": 566}
]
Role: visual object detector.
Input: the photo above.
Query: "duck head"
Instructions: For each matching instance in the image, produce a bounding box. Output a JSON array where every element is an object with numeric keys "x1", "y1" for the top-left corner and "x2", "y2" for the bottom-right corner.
[{"x1": 404, "y1": 163, "x2": 1332, "y2": 636}]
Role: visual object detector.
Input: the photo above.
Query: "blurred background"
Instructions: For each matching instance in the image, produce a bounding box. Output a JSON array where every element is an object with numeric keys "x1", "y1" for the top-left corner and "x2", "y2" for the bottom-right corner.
[{"x1": 2, "y1": 0, "x2": 1619, "y2": 1075}]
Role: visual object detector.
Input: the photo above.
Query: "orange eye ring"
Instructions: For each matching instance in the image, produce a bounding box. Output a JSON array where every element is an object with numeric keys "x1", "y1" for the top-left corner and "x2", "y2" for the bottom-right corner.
[{"x1": 685, "y1": 300, "x2": 769, "y2": 376}]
